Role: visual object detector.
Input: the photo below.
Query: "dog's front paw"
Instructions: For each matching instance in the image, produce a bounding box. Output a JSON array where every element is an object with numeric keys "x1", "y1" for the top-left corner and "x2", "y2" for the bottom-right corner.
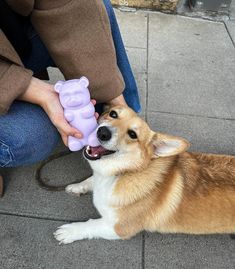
[
  {"x1": 54, "y1": 223, "x2": 84, "y2": 244},
  {"x1": 65, "y1": 183, "x2": 89, "y2": 196}
]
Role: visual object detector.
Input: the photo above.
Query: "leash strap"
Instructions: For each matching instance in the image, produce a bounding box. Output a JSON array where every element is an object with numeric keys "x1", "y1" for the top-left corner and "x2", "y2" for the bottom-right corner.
[{"x1": 35, "y1": 150, "x2": 92, "y2": 191}]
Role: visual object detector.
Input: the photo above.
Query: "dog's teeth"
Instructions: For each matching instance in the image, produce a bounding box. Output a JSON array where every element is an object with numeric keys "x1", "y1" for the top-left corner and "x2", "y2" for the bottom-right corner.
[
  {"x1": 94, "y1": 154, "x2": 98, "y2": 157},
  {"x1": 87, "y1": 146, "x2": 91, "y2": 150}
]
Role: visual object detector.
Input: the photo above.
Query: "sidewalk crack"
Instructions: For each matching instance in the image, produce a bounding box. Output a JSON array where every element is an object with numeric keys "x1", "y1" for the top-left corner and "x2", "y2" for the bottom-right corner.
[
  {"x1": 142, "y1": 232, "x2": 146, "y2": 269},
  {"x1": 0, "y1": 211, "x2": 77, "y2": 223},
  {"x1": 148, "y1": 110, "x2": 235, "y2": 121},
  {"x1": 223, "y1": 21, "x2": 235, "y2": 48},
  {"x1": 145, "y1": 13, "x2": 150, "y2": 122}
]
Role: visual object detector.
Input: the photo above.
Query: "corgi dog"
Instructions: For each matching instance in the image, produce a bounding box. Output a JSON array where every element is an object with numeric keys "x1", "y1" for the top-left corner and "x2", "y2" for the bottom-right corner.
[{"x1": 54, "y1": 106, "x2": 235, "y2": 244}]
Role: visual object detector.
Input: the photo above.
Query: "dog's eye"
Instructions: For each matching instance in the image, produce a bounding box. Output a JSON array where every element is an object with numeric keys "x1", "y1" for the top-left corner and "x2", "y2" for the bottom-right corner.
[
  {"x1": 128, "y1": 130, "x2": 137, "y2": 139},
  {"x1": 109, "y1": 110, "x2": 118, "y2": 119}
]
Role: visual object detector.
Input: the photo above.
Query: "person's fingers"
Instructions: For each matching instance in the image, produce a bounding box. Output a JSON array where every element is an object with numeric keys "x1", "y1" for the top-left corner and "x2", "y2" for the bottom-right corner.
[
  {"x1": 61, "y1": 133, "x2": 68, "y2": 147},
  {"x1": 56, "y1": 119, "x2": 83, "y2": 138},
  {"x1": 90, "y1": 99, "x2": 99, "y2": 119},
  {"x1": 95, "y1": 112, "x2": 99, "y2": 119},
  {"x1": 91, "y1": 99, "x2": 96, "y2": 106},
  {"x1": 40, "y1": 91, "x2": 84, "y2": 144}
]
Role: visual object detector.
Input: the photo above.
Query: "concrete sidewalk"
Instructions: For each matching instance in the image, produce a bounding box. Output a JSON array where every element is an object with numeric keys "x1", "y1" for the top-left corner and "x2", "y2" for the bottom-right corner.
[{"x1": 1, "y1": 10, "x2": 235, "y2": 269}]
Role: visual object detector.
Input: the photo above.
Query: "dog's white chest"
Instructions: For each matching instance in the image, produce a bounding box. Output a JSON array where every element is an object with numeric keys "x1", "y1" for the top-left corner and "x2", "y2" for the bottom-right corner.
[{"x1": 92, "y1": 174, "x2": 117, "y2": 222}]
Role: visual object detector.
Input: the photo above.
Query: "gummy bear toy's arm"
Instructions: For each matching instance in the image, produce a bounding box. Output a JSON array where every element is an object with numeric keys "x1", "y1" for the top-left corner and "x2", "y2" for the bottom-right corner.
[
  {"x1": 81, "y1": 103, "x2": 95, "y2": 119},
  {"x1": 64, "y1": 111, "x2": 74, "y2": 122}
]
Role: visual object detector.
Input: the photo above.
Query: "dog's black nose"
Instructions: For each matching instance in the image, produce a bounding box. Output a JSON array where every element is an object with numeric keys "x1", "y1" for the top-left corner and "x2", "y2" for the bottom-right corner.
[{"x1": 97, "y1": 126, "x2": 112, "y2": 141}]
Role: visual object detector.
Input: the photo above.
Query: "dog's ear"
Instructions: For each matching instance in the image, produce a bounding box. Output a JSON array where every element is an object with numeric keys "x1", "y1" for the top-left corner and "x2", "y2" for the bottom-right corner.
[{"x1": 151, "y1": 132, "x2": 190, "y2": 158}]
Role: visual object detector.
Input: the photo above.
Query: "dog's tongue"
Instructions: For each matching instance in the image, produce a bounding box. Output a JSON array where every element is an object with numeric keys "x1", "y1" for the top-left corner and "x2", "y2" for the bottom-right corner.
[
  {"x1": 84, "y1": 145, "x2": 116, "y2": 160},
  {"x1": 90, "y1": 146, "x2": 107, "y2": 156}
]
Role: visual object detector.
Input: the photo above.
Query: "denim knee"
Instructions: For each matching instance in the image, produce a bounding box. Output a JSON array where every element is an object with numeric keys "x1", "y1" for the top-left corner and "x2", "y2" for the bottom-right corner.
[
  {"x1": 0, "y1": 102, "x2": 60, "y2": 167},
  {"x1": 0, "y1": 127, "x2": 59, "y2": 168},
  {"x1": 0, "y1": 140, "x2": 14, "y2": 167},
  {"x1": 20, "y1": 132, "x2": 58, "y2": 167}
]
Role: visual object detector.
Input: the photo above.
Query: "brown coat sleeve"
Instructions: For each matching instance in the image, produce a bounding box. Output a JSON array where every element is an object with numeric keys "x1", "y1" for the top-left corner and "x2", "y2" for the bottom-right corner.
[
  {"x1": 31, "y1": 0, "x2": 125, "y2": 103},
  {"x1": 0, "y1": 30, "x2": 33, "y2": 115},
  {"x1": 5, "y1": 0, "x2": 34, "y2": 16}
]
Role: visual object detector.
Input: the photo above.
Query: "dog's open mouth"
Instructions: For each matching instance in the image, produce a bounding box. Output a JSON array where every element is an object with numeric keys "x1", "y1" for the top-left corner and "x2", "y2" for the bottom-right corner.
[{"x1": 84, "y1": 145, "x2": 116, "y2": 160}]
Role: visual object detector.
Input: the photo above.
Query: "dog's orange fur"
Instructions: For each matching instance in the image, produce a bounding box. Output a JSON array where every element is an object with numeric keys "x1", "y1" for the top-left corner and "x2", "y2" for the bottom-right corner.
[{"x1": 101, "y1": 106, "x2": 235, "y2": 239}]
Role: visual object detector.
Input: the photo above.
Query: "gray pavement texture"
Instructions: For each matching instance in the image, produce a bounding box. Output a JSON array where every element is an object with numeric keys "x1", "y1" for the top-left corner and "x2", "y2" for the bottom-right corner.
[{"x1": 1, "y1": 10, "x2": 235, "y2": 269}]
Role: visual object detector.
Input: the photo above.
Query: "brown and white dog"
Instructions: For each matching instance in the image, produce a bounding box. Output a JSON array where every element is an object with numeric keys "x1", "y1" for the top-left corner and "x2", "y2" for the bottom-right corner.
[{"x1": 54, "y1": 106, "x2": 235, "y2": 244}]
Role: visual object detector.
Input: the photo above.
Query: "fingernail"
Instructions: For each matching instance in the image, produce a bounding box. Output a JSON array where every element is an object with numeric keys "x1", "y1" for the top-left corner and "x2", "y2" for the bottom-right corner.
[{"x1": 75, "y1": 133, "x2": 82, "y2": 139}]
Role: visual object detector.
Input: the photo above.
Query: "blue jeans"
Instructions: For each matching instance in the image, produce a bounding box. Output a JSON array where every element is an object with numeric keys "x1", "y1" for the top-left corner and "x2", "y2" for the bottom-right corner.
[{"x1": 0, "y1": 0, "x2": 141, "y2": 167}]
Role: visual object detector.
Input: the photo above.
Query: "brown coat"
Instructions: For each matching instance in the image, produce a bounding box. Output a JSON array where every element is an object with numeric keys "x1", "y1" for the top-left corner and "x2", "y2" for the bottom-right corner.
[{"x1": 0, "y1": 0, "x2": 124, "y2": 115}]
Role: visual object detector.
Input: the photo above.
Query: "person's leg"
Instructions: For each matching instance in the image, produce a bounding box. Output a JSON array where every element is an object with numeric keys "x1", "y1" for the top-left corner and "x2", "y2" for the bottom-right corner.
[
  {"x1": 22, "y1": 23, "x2": 55, "y2": 74},
  {"x1": 102, "y1": 0, "x2": 141, "y2": 113},
  {"x1": 0, "y1": 17, "x2": 58, "y2": 169},
  {"x1": 0, "y1": 101, "x2": 59, "y2": 167}
]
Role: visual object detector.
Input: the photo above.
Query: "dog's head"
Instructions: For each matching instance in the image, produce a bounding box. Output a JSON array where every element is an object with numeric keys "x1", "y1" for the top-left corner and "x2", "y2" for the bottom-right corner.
[{"x1": 84, "y1": 106, "x2": 189, "y2": 175}]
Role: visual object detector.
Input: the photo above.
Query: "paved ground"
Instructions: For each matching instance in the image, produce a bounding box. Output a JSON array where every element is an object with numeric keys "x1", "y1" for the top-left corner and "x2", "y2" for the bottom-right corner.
[{"x1": 1, "y1": 10, "x2": 235, "y2": 269}]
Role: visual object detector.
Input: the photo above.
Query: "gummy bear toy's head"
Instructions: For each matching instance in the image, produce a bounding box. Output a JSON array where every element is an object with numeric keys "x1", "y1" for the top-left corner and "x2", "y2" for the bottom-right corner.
[{"x1": 54, "y1": 77, "x2": 91, "y2": 109}]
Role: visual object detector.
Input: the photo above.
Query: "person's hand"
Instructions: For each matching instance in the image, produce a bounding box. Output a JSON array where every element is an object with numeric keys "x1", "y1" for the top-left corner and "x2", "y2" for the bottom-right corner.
[
  {"x1": 42, "y1": 92, "x2": 98, "y2": 146},
  {"x1": 19, "y1": 77, "x2": 98, "y2": 146},
  {"x1": 42, "y1": 89, "x2": 82, "y2": 146}
]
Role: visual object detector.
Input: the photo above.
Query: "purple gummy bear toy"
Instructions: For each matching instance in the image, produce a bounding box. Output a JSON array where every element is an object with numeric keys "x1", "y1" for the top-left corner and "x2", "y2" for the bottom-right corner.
[{"x1": 54, "y1": 77, "x2": 100, "y2": 151}]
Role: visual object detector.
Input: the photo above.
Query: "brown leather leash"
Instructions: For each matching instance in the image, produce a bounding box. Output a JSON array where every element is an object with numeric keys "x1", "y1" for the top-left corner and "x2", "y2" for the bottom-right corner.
[
  {"x1": 0, "y1": 174, "x2": 3, "y2": 197},
  {"x1": 35, "y1": 150, "x2": 92, "y2": 191}
]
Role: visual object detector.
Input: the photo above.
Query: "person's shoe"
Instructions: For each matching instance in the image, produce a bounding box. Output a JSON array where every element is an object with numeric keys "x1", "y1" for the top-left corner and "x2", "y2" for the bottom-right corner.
[{"x1": 0, "y1": 174, "x2": 4, "y2": 198}]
